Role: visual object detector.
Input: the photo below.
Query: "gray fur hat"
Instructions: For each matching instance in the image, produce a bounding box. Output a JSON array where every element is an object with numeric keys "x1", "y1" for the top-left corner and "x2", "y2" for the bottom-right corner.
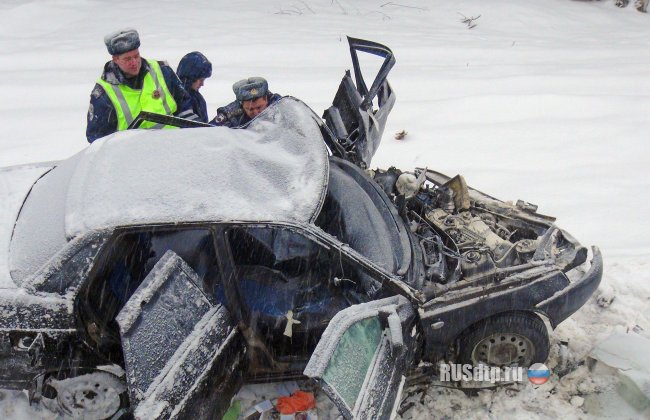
[
  {"x1": 104, "y1": 28, "x2": 140, "y2": 55},
  {"x1": 232, "y1": 77, "x2": 268, "y2": 101}
]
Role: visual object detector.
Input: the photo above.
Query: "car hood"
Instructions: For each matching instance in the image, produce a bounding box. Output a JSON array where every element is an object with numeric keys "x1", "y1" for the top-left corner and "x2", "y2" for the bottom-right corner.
[{"x1": 0, "y1": 162, "x2": 54, "y2": 288}]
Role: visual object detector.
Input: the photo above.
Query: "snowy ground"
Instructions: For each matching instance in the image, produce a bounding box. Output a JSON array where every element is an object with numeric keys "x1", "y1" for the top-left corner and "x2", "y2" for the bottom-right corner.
[{"x1": 1, "y1": 0, "x2": 649, "y2": 418}]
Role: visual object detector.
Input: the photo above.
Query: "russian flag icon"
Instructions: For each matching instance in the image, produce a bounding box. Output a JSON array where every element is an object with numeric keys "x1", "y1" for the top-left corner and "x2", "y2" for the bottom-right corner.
[{"x1": 527, "y1": 363, "x2": 550, "y2": 385}]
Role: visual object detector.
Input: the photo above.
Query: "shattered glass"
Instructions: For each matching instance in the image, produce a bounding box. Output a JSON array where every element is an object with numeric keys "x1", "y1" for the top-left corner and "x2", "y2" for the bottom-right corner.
[
  {"x1": 226, "y1": 225, "x2": 355, "y2": 358},
  {"x1": 322, "y1": 317, "x2": 382, "y2": 409}
]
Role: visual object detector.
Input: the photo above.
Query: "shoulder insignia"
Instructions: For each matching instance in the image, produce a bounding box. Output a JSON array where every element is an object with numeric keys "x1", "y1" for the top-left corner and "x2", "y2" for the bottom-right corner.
[{"x1": 91, "y1": 85, "x2": 104, "y2": 98}]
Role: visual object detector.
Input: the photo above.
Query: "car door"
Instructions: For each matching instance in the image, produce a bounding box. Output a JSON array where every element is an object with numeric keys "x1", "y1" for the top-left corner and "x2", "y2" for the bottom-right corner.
[
  {"x1": 220, "y1": 224, "x2": 366, "y2": 368},
  {"x1": 115, "y1": 250, "x2": 245, "y2": 419},
  {"x1": 303, "y1": 295, "x2": 416, "y2": 420},
  {"x1": 323, "y1": 36, "x2": 396, "y2": 169}
]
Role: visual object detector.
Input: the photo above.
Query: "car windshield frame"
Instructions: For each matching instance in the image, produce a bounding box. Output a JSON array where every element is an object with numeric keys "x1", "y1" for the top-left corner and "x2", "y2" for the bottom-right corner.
[
  {"x1": 9, "y1": 154, "x2": 83, "y2": 286},
  {"x1": 317, "y1": 157, "x2": 412, "y2": 277}
]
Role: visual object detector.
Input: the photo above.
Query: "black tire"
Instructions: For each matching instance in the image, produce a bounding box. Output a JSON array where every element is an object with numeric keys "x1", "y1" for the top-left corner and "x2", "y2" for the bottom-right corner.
[{"x1": 457, "y1": 312, "x2": 549, "y2": 368}]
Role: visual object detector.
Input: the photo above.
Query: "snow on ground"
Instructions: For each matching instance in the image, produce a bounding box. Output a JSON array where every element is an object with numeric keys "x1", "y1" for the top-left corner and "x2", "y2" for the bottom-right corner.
[{"x1": 0, "y1": 0, "x2": 649, "y2": 418}]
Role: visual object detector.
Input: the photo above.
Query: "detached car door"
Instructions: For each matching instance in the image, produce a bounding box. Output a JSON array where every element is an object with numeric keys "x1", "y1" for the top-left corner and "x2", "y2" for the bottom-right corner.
[
  {"x1": 323, "y1": 36, "x2": 396, "y2": 169},
  {"x1": 303, "y1": 295, "x2": 416, "y2": 419},
  {"x1": 115, "y1": 250, "x2": 245, "y2": 419}
]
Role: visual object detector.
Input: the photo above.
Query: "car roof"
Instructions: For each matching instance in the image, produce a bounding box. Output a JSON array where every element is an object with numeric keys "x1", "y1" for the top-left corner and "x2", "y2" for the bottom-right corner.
[
  {"x1": 66, "y1": 97, "x2": 330, "y2": 237},
  {"x1": 9, "y1": 98, "x2": 329, "y2": 283}
]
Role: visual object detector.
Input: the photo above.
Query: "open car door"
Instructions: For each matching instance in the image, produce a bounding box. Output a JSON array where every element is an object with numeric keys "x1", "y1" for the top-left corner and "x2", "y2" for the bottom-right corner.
[
  {"x1": 303, "y1": 295, "x2": 416, "y2": 419},
  {"x1": 115, "y1": 251, "x2": 246, "y2": 419},
  {"x1": 323, "y1": 36, "x2": 396, "y2": 169}
]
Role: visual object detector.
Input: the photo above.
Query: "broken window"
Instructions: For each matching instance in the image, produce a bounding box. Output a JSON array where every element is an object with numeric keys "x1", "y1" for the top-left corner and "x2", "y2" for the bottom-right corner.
[
  {"x1": 303, "y1": 295, "x2": 415, "y2": 419},
  {"x1": 226, "y1": 226, "x2": 362, "y2": 358},
  {"x1": 322, "y1": 317, "x2": 382, "y2": 409},
  {"x1": 83, "y1": 227, "x2": 221, "y2": 351}
]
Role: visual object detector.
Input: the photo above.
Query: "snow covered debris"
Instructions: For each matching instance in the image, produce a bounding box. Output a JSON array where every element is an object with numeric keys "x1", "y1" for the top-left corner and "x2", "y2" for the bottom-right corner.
[{"x1": 590, "y1": 330, "x2": 650, "y2": 411}]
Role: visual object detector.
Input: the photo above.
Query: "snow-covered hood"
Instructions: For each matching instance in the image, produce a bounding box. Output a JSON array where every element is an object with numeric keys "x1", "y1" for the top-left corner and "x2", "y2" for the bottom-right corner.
[{"x1": 0, "y1": 163, "x2": 54, "y2": 288}]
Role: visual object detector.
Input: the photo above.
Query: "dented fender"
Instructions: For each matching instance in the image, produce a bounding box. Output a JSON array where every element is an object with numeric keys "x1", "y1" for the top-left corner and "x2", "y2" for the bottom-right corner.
[{"x1": 535, "y1": 247, "x2": 603, "y2": 328}]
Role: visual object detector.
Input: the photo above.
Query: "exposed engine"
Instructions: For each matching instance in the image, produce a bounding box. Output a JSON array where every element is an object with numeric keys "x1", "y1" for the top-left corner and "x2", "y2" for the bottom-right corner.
[{"x1": 371, "y1": 167, "x2": 586, "y2": 289}]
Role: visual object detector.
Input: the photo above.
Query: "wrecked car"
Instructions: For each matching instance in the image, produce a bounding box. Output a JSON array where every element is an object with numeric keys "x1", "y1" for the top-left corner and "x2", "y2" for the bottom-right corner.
[{"x1": 0, "y1": 38, "x2": 602, "y2": 419}]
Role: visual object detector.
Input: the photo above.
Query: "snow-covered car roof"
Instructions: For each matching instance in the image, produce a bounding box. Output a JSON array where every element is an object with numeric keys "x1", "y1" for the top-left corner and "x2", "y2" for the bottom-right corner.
[
  {"x1": 66, "y1": 97, "x2": 329, "y2": 234},
  {"x1": 9, "y1": 97, "x2": 329, "y2": 284}
]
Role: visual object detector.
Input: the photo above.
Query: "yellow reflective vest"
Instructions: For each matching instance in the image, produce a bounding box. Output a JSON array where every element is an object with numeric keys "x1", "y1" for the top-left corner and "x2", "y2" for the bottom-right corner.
[{"x1": 97, "y1": 59, "x2": 177, "y2": 131}]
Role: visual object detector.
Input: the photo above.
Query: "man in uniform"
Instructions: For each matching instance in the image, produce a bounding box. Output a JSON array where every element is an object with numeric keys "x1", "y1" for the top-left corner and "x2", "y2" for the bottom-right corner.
[
  {"x1": 86, "y1": 28, "x2": 197, "y2": 142},
  {"x1": 211, "y1": 77, "x2": 281, "y2": 128},
  {"x1": 177, "y1": 51, "x2": 212, "y2": 123}
]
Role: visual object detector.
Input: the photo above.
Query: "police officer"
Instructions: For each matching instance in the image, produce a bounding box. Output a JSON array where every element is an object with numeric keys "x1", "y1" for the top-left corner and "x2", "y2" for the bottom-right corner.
[
  {"x1": 86, "y1": 28, "x2": 197, "y2": 142},
  {"x1": 211, "y1": 77, "x2": 281, "y2": 127},
  {"x1": 177, "y1": 51, "x2": 212, "y2": 123}
]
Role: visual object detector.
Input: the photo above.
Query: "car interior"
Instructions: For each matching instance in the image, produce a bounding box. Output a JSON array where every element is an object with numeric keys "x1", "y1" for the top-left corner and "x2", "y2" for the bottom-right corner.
[
  {"x1": 77, "y1": 159, "x2": 408, "y2": 372},
  {"x1": 79, "y1": 227, "x2": 219, "y2": 358}
]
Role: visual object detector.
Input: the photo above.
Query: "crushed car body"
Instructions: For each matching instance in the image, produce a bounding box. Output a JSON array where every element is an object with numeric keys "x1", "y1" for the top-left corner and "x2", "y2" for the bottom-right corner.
[{"x1": 0, "y1": 37, "x2": 602, "y2": 419}]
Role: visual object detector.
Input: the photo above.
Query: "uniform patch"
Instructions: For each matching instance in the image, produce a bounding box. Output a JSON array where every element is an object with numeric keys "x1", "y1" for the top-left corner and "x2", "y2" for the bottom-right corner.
[
  {"x1": 87, "y1": 104, "x2": 94, "y2": 121},
  {"x1": 91, "y1": 86, "x2": 104, "y2": 99}
]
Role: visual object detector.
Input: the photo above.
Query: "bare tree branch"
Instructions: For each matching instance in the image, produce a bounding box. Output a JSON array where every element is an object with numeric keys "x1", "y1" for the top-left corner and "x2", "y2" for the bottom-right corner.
[
  {"x1": 331, "y1": 0, "x2": 348, "y2": 15},
  {"x1": 458, "y1": 13, "x2": 481, "y2": 29},
  {"x1": 275, "y1": 7, "x2": 302, "y2": 15},
  {"x1": 296, "y1": 0, "x2": 315, "y2": 14},
  {"x1": 380, "y1": 2, "x2": 428, "y2": 11},
  {"x1": 364, "y1": 10, "x2": 392, "y2": 20}
]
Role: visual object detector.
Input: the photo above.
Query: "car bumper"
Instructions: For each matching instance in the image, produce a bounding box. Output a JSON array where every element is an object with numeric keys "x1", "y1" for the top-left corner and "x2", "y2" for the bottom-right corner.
[
  {"x1": 536, "y1": 246, "x2": 603, "y2": 328},
  {"x1": 419, "y1": 247, "x2": 603, "y2": 361}
]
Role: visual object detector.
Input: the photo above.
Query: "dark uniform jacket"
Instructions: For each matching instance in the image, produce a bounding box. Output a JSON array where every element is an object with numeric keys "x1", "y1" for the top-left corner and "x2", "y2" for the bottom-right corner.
[
  {"x1": 177, "y1": 52, "x2": 212, "y2": 123},
  {"x1": 210, "y1": 93, "x2": 282, "y2": 128},
  {"x1": 86, "y1": 59, "x2": 196, "y2": 143},
  {"x1": 184, "y1": 85, "x2": 209, "y2": 123}
]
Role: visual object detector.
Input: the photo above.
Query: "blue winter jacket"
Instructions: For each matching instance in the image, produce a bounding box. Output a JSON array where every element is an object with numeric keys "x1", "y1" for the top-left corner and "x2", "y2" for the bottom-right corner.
[
  {"x1": 183, "y1": 85, "x2": 209, "y2": 124},
  {"x1": 177, "y1": 52, "x2": 212, "y2": 123},
  {"x1": 86, "y1": 59, "x2": 196, "y2": 143}
]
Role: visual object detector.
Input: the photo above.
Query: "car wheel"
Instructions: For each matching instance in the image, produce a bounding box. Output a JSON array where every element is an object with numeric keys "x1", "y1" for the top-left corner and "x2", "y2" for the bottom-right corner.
[
  {"x1": 458, "y1": 312, "x2": 549, "y2": 367},
  {"x1": 40, "y1": 370, "x2": 128, "y2": 420}
]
